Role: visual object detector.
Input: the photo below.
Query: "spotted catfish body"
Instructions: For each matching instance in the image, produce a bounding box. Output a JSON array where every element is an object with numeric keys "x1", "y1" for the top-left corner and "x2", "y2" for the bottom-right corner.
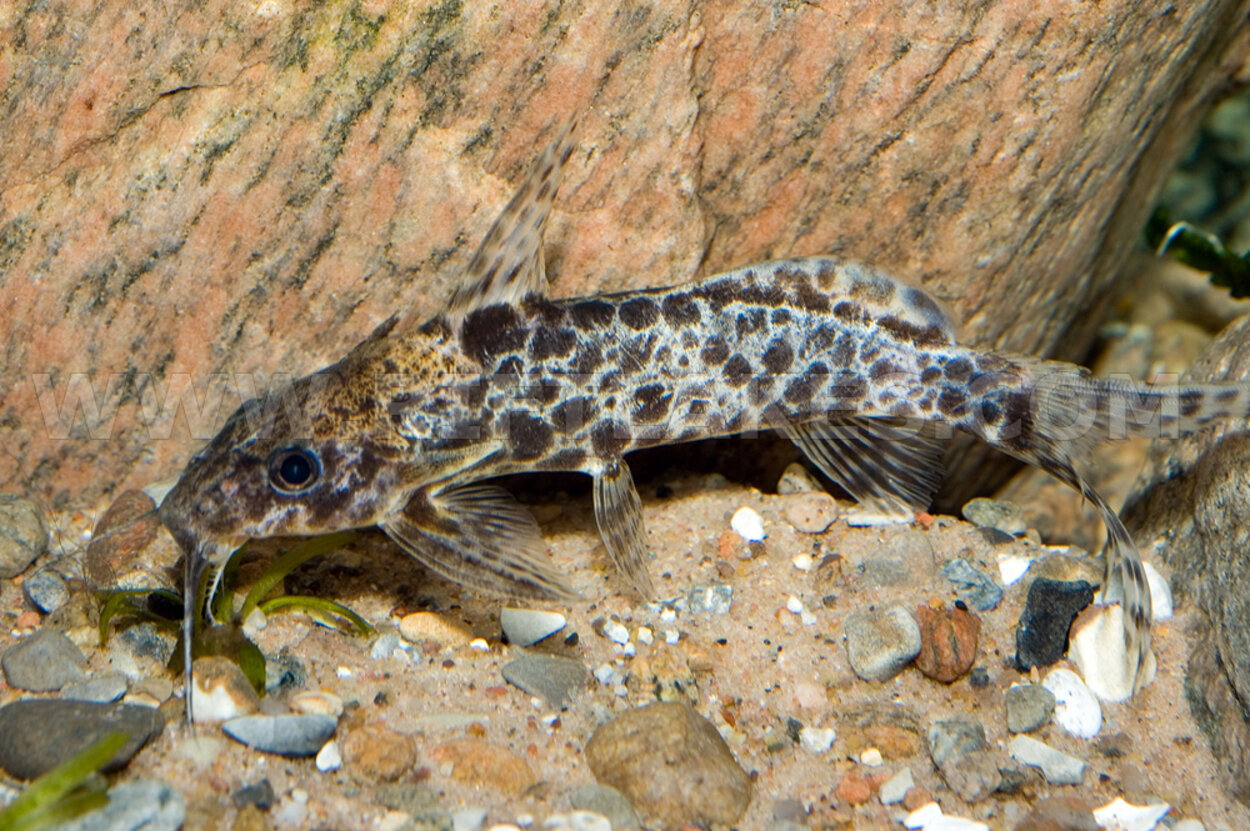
[{"x1": 161, "y1": 125, "x2": 1250, "y2": 709}]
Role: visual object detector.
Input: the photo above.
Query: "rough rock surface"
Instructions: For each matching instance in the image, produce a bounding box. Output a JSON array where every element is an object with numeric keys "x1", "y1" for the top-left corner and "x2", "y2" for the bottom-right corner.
[
  {"x1": 1122, "y1": 314, "x2": 1250, "y2": 804},
  {"x1": 3, "y1": 0, "x2": 1248, "y2": 503}
]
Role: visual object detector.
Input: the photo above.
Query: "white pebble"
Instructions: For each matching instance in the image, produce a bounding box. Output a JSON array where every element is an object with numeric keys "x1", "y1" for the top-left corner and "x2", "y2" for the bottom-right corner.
[
  {"x1": 798, "y1": 726, "x2": 836, "y2": 754},
  {"x1": 997, "y1": 554, "x2": 1032, "y2": 586},
  {"x1": 601, "y1": 620, "x2": 630, "y2": 645},
  {"x1": 903, "y1": 802, "x2": 989, "y2": 831},
  {"x1": 859, "y1": 746, "x2": 883, "y2": 766},
  {"x1": 315, "y1": 740, "x2": 341, "y2": 772},
  {"x1": 469, "y1": 638, "x2": 490, "y2": 651},
  {"x1": 335, "y1": 666, "x2": 353, "y2": 679},
  {"x1": 593, "y1": 664, "x2": 618, "y2": 685},
  {"x1": 1092, "y1": 797, "x2": 1170, "y2": 831},
  {"x1": 1172, "y1": 821, "x2": 1205, "y2": 831},
  {"x1": 636, "y1": 626, "x2": 654, "y2": 645},
  {"x1": 453, "y1": 808, "x2": 489, "y2": 831},
  {"x1": 664, "y1": 629, "x2": 680, "y2": 645},
  {"x1": 1069, "y1": 605, "x2": 1158, "y2": 703},
  {"x1": 1042, "y1": 668, "x2": 1102, "y2": 738},
  {"x1": 543, "y1": 812, "x2": 612, "y2": 831},
  {"x1": 622, "y1": 642, "x2": 636, "y2": 657},
  {"x1": 792, "y1": 553, "x2": 814, "y2": 571},
  {"x1": 731, "y1": 507, "x2": 766, "y2": 541},
  {"x1": 659, "y1": 608, "x2": 677, "y2": 623},
  {"x1": 786, "y1": 595, "x2": 804, "y2": 614},
  {"x1": 879, "y1": 768, "x2": 915, "y2": 804},
  {"x1": 799, "y1": 610, "x2": 817, "y2": 627},
  {"x1": 500, "y1": 608, "x2": 567, "y2": 646},
  {"x1": 1144, "y1": 562, "x2": 1172, "y2": 620}
]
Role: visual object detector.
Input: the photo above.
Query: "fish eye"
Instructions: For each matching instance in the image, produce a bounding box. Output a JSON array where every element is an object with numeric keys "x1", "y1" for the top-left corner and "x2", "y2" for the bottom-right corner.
[{"x1": 268, "y1": 446, "x2": 321, "y2": 494}]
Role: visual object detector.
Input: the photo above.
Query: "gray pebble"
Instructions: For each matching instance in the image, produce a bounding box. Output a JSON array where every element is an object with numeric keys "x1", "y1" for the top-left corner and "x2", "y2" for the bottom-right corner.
[
  {"x1": 940, "y1": 558, "x2": 1004, "y2": 612},
  {"x1": 0, "y1": 494, "x2": 48, "y2": 579},
  {"x1": 686, "y1": 582, "x2": 734, "y2": 615},
  {"x1": 2, "y1": 628, "x2": 87, "y2": 691},
  {"x1": 1005, "y1": 684, "x2": 1056, "y2": 734},
  {"x1": 62, "y1": 673, "x2": 129, "y2": 704},
  {"x1": 570, "y1": 783, "x2": 639, "y2": 829},
  {"x1": 927, "y1": 717, "x2": 1000, "y2": 802},
  {"x1": 776, "y1": 463, "x2": 824, "y2": 495},
  {"x1": 231, "y1": 778, "x2": 275, "y2": 810},
  {"x1": 961, "y1": 497, "x2": 1027, "y2": 536},
  {"x1": 59, "y1": 779, "x2": 185, "y2": 831},
  {"x1": 0, "y1": 700, "x2": 165, "y2": 779},
  {"x1": 1009, "y1": 734, "x2": 1086, "y2": 785},
  {"x1": 844, "y1": 605, "x2": 921, "y2": 682},
  {"x1": 22, "y1": 566, "x2": 70, "y2": 614},
  {"x1": 927, "y1": 717, "x2": 987, "y2": 766},
  {"x1": 115, "y1": 623, "x2": 175, "y2": 664},
  {"x1": 500, "y1": 607, "x2": 567, "y2": 646},
  {"x1": 501, "y1": 655, "x2": 591, "y2": 709},
  {"x1": 222, "y1": 714, "x2": 337, "y2": 757},
  {"x1": 452, "y1": 807, "x2": 488, "y2": 831},
  {"x1": 371, "y1": 632, "x2": 405, "y2": 660},
  {"x1": 878, "y1": 768, "x2": 915, "y2": 804}
]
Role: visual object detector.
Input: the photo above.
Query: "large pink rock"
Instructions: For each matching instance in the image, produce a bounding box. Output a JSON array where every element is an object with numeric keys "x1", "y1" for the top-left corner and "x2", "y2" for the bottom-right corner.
[{"x1": 2, "y1": 0, "x2": 1247, "y2": 503}]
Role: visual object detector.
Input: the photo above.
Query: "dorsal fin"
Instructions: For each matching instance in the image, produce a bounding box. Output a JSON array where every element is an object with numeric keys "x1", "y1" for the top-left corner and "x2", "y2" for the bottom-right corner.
[{"x1": 443, "y1": 119, "x2": 578, "y2": 326}]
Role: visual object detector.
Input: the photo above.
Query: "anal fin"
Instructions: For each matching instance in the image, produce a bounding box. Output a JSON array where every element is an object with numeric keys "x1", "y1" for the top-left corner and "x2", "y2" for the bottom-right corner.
[
  {"x1": 592, "y1": 459, "x2": 655, "y2": 599},
  {"x1": 382, "y1": 484, "x2": 578, "y2": 602},
  {"x1": 784, "y1": 415, "x2": 946, "y2": 517}
]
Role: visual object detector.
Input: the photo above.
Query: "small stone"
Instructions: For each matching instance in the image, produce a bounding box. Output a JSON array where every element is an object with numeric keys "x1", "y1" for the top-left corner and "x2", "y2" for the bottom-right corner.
[
  {"x1": 290, "y1": 690, "x2": 344, "y2": 718},
  {"x1": 998, "y1": 554, "x2": 1033, "y2": 586},
  {"x1": 542, "y1": 812, "x2": 612, "y2": 831},
  {"x1": 61, "y1": 672, "x2": 129, "y2": 704},
  {"x1": 1014, "y1": 795, "x2": 1098, "y2": 831},
  {"x1": 190, "y1": 656, "x2": 261, "y2": 723},
  {"x1": 430, "y1": 738, "x2": 535, "y2": 795},
  {"x1": 1005, "y1": 684, "x2": 1055, "y2": 734},
  {"x1": 222, "y1": 714, "x2": 337, "y2": 757},
  {"x1": 904, "y1": 802, "x2": 989, "y2": 830},
  {"x1": 730, "y1": 507, "x2": 766, "y2": 541},
  {"x1": 500, "y1": 608, "x2": 567, "y2": 646},
  {"x1": 777, "y1": 462, "x2": 824, "y2": 495},
  {"x1": 1043, "y1": 668, "x2": 1102, "y2": 739},
  {"x1": 58, "y1": 779, "x2": 185, "y2": 831},
  {"x1": 940, "y1": 558, "x2": 1004, "y2": 611},
  {"x1": 798, "y1": 726, "x2": 836, "y2": 754},
  {"x1": 315, "y1": 739, "x2": 342, "y2": 772},
  {"x1": 962, "y1": 497, "x2": 1027, "y2": 536},
  {"x1": 1143, "y1": 562, "x2": 1172, "y2": 621},
  {"x1": 584, "y1": 702, "x2": 751, "y2": 826},
  {"x1": 2, "y1": 628, "x2": 88, "y2": 691},
  {"x1": 781, "y1": 492, "x2": 839, "y2": 533},
  {"x1": 569, "y1": 784, "x2": 639, "y2": 830},
  {"x1": 1091, "y1": 797, "x2": 1169, "y2": 831},
  {"x1": 1009, "y1": 735, "x2": 1086, "y2": 786},
  {"x1": 686, "y1": 582, "x2": 734, "y2": 615},
  {"x1": 859, "y1": 746, "x2": 883, "y2": 766},
  {"x1": 914, "y1": 603, "x2": 980, "y2": 683},
  {"x1": 342, "y1": 723, "x2": 417, "y2": 781},
  {"x1": 453, "y1": 807, "x2": 489, "y2": 831},
  {"x1": 1068, "y1": 605, "x2": 1157, "y2": 702},
  {"x1": 601, "y1": 620, "x2": 630, "y2": 644},
  {"x1": 84, "y1": 489, "x2": 178, "y2": 592},
  {"x1": 927, "y1": 717, "x2": 1000, "y2": 803},
  {"x1": 0, "y1": 494, "x2": 48, "y2": 579},
  {"x1": 835, "y1": 770, "x2": 874, "y2": 805},
  {"x1": 879, "y1": 768, "x2": 915, "y2": 805},
  {"x1": 844, "y1": 605, "x2": 922, "y2": 682},
  {"x1": 1015, "y1": 578, "x2": 1094, "y2": 671},
  {"x1": 0, "y1": 700, "x2": 165, "y2": 779},
  {"x1": 501, "y1": 655, "x2": 592, "y2": 709},
  {"x1": 399, "y1": 612, "x2": 473, "y2": 648},
  {"x1": 232, "y1": 779, "x2": 276, "y2": 810},
  {"x1": 22, "y1": 566, "x2": 70, "y2": 614}
]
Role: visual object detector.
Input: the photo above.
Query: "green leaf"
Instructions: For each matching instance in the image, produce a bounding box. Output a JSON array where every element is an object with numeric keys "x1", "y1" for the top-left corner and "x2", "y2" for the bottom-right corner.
[
  {"x1": 1147, "y1": 207, "x2": 1250, "y2": 298},
  {"x1": 0, "y1": 733, "x2": 126, "y2": 831},
  {"x1": 237, "y1": 531, "x2": 357, "y2": 624},
  {"x1": 215, "y1": 543, "x2": 248, "y2": 623},
  {"x1": 259, "y1": 595, "x2": 377, "y2": 636},
  {"x1": 98, "y1": 589, "x2": 182, "y2": 646}
]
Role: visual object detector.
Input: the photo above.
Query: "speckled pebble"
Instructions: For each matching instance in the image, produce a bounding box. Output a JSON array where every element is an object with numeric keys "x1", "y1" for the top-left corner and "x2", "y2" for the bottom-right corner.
[
  {"x1": 1, "y1": 628, "x2": 87, "y2": 691},
  {"x1": 1015, "y1": 578, "x2": 1094, "y2": 671},
  {"x1": 0, "y1": 494, "x2": 48, "y2": 579},
  {"x1": 222, "y1": 714, "x2": 337, "y2": 757},
  {"x1": 844, "y1": 605, "x2": 922, "y2": 682},
  {"x1": 569, "y1": 784, "x2": 639, "y2": 830},
  {"x1": 430, "y1": 738, "x2": 535, "y2": 795},
  {"x1": 776, "y1": 462, "x2": 824, "y2": 495},
  {"x1": 961, "y1": 497, "x2": 1027, "y2": 536},
  {"x1": 1005, "y1": 684, "x2": 1055, "y2": 734},
  {"x1": 940, "y1": 558, "x2": 1004, "y2": 611},
  {"x1": 686, "y1": 581, "x2": 733, "y2": 615},
  {"x1": 927, "y1": 717, "x2": 1000, "y2": 803},
  {"x1": 1009, "y1": 735, "x2": 1086, "y2": 785},
  {"x1": 500, "y1": 608, "x2": 567, "y2": 646},
  {"x1": 781, "y1": 492, "x2": 839, "y2": 533},
  {"x1": 501, "y1": 655, "x2": 591, "y2": 709},
  {"x1": 342, "y1": 723, "x2": 416, "y2": 781},
  {"x1": 22, "y1": 565, "x2": 70, "y2": 613}
]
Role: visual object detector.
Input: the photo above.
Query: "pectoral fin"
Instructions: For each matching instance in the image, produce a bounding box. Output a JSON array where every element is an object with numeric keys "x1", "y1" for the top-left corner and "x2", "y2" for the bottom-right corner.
[
  {"x1": 382, "y1": 484, "x2": 578, "y2": 602},
  {"x1": 592, "y1": 459, "x2": 655, "y2": 598},
  {"x1": 784, "y1": 415, "x2": 946, "y2": 517}
]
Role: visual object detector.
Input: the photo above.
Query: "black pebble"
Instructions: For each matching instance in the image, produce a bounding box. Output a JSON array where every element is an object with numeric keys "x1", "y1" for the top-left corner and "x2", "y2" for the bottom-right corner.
[{"x1": 1014, "y1": 578, "x2": 1094, "y2": 671}]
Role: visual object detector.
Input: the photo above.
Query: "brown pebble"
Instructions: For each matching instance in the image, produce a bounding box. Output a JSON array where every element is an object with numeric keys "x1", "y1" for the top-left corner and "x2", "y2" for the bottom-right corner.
[
  {"x1": 398, "y1": 612, "x2": 473, "y2": 648},
  {"x1": 902, "y1": 785, "x2": 932, "y2": 811},
  {"x1": 914, "y1": 603, "x2": 980, "y2": 683},
  {"x1": 1013, "y1": 794, "x2": 1098, "y2": 831},
  {"x1": 835, "y1": 770, "x2": 874, "y2": 805},
  {"x1": 231, "y1": 804, "x2": 273, "y2": 831},
  {"x1": 781, "y1": 492, "x2": 840, "y2": 534},
  {"x1": 585, "y1": 702, "x2": 751, "y2": 826},
  {"x1": 430, "y1": 738, "x2": 535, "y2": 795},
  {"x1": 85, "y1": 489, "x2": 179, "y2": 591},
  {"x1": 342, "y1": 723, "x2": 417, "y2": 782}
]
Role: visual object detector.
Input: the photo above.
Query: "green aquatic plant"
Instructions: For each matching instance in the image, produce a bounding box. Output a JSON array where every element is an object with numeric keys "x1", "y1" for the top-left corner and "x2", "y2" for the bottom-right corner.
[
  {"x1": 98, "y1": 531, "x2": 373, "y2": 694},
  {"x1": 0, "y1": 733, "x2": 126, "y2": 831},
  {"x1": 1146, "y1": 207, "x2": 1250, "y2": 298}
]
